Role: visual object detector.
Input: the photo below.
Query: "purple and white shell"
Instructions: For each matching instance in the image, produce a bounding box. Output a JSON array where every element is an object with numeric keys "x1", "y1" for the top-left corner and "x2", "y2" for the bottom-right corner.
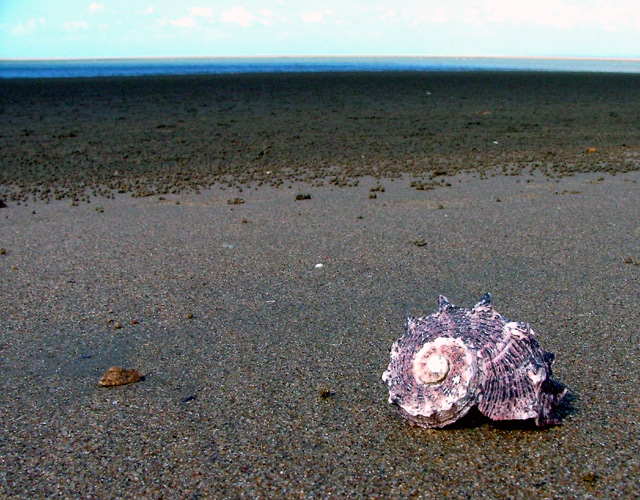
[{"x1": 382, "y1": 294, "x2": 568, "y2": 428}]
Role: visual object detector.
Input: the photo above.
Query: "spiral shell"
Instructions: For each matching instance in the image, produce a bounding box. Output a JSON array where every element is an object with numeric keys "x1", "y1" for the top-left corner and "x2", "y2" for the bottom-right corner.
[{"x1": 382, "y1": 294, "x2": 568, "y2": 428}]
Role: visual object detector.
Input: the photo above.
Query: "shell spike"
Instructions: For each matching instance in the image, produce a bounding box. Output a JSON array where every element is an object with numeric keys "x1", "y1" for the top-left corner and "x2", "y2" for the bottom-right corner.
[
  {"x1": 477, "y1": 292, "x2": 492, "y2": 306},
  {"x1": 437, "y1": 295, "x2": 450, "y2": 310}
]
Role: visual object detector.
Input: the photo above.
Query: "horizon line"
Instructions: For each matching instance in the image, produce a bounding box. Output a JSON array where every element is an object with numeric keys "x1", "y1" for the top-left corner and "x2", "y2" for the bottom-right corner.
[{"x1": 2, "y1": 54, "x2": 640, "y2": 63}]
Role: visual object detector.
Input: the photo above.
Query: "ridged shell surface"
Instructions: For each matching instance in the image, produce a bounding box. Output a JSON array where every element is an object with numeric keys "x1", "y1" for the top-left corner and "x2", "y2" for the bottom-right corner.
[{"x1": 382, "y1": 294, "x2": 568, "y2": 428}]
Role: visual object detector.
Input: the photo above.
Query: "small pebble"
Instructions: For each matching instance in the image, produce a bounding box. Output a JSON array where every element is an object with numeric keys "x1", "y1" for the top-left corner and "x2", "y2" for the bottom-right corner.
[
  {"x1": 98, "y1": 366, "x2": 141, "y2": 387},
  {"x1": 318, "y1": 387, "x2": 332, "y2": 399}
]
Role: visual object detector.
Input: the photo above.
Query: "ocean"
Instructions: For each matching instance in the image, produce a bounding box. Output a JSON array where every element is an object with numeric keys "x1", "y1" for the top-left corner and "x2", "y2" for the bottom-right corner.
[{"x1": 1, "y1": 56, "x2": 640, "y2": 79}]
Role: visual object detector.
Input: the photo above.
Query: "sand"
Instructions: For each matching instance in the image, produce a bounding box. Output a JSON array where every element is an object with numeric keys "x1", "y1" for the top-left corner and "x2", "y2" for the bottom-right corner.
[
  {"x1": 1, "y1": 72, "x2": 639, "y2": 498},
  {"x1": 2, "y1": 71, "x2": 640, "y2": 201}
]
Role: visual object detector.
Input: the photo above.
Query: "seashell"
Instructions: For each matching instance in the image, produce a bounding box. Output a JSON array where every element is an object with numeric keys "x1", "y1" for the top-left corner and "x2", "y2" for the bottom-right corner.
[
  {"x1": 382, "y1": 294, "x2": 568, "y2": 428},
  {"x1": 98, "y1": 366, "x2": 141, "y2": 387}
]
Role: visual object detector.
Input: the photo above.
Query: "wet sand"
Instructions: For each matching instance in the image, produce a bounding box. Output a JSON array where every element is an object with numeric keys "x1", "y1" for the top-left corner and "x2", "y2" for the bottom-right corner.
[
  {"x1": 2, "y1": 71, "x2": 640, "y2": 202},
  {"x1": 1, "y1": 72, "x2": 640, "y2": 498}
]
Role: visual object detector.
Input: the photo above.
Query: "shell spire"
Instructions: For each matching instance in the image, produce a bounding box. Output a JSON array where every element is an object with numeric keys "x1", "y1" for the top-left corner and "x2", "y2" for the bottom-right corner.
[{"x1": 382, "y1": 294, "x2": 568, "y2": 428}]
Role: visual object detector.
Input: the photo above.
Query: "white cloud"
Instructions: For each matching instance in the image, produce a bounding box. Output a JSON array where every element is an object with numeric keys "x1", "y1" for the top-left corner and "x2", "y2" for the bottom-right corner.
[
  {"x1": 89, "y1": 3, "x2": 104, "y2": 14},
  {"x1": 190, "y1": 7, "x2": 213, "y2": 18},
  {"x1": 62, "y1": 20, "x2": 89, "y2": 31},
  {"x1": 221, "y1": 6, "x2": 254, "y2": 27},
  {"x1": 403, "y1": 0, "x2": 640, "y2": 31},
  {"x1": 260, "y1": 9, "x2": 273, "y2": 26},
  {"x1": 168, "y1": 7, "x2": 213, "y2": 28},
  {"x1": 478, "y1": 0, "x2": 583, "y2": 28},
  {"x1": 301, "y1": 11, "x2": 324, "y2": 23},
  {"x1": 380, "y1": 8, "x2": 396, "y2": 20},
  {"x1": 143, "y1": 6, "x2": 154, "y2": 15},
  {"x1": 416, "y1": 7, "x2": 448, "y2": 23},
  {"x1": 8, "y1": 17, "x2": 46, "y2": 36},
  {"x1": 170, "y1": 16, "x2": 195, "y2": 28}
]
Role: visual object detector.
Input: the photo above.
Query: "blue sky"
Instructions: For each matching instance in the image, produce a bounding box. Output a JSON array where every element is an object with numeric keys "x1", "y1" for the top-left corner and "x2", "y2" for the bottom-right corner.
[{"x1": 1, "y1": 0, "x2": 639, "y2": 59}]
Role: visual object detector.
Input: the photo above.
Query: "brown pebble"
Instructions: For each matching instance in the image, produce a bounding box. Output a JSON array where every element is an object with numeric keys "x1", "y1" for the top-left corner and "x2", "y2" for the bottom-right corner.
[
  {"x1": 318, "y1": 387, "x2": 332, "y2": 399},
  {"x1": 186, "y1": 312, "x2": 194, "y2": 319},
  {"x1": 98, "y1": 366, "x2": 141, "y2": 387},
  {"x1": 113, "y1": 322, "x2": 123, "y2": 329},
  {"x1": 0, "y1": 248, "x2": 6, "y2": 255},
  {"x1": 130, "y1": 319, "x2": 139, "y2": 325}
]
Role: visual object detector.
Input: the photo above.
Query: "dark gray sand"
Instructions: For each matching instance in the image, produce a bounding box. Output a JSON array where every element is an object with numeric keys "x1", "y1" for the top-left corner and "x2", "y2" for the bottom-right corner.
[
  {"x1": 1, "y1": 72, "x2": 640, "y2": 498},
  {"x1": 1, "y1": 171, "x2": 639, "y2": 498},
  {"x1": 2, "y1": 71, "x2": 640, "y2": 204}
]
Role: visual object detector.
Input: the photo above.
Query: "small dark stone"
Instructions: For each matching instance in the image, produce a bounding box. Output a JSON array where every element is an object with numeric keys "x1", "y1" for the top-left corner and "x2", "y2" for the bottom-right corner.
[
  {"x1": 0, "y1": 199, "x2": 6, "y2": 208},
  {"x1": 186, "y1": 312, "x2": 194, "y2": 319},
  {"x1": 181, "y1": 395, "x2": 196, "y2": 403},
  {"x1": 295, "y1": 193, "x2": 312, "y2": 200},
  {"x1": 413, "y1": 239, "x2": 427, "y2": 247}
]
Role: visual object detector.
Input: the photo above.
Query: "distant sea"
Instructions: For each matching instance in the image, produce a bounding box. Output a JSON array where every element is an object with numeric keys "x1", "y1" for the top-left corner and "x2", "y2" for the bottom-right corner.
[{"x1": 1, "y1": 56, "x2": 640, "y2": 79}]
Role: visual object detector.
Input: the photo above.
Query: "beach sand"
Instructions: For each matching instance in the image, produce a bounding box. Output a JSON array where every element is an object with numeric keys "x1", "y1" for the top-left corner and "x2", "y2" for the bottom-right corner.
[{"x1": 1, "y1": 72, "x2": 639, "y2": 498}]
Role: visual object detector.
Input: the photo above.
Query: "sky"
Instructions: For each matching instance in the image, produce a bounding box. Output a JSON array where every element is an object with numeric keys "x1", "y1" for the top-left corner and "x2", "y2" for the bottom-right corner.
[{"x1": 1, "y1": 0, "x2": 639, "y2": 59}]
